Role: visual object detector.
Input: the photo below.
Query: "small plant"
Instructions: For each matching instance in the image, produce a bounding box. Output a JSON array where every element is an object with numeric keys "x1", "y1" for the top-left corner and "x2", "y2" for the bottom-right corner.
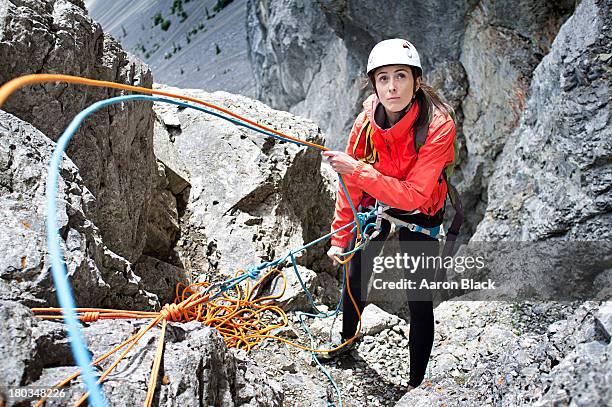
[
  {"x1": 171, "y1": 0, "x2": 183, "y2": 15},
  {"x1": 161, "y1": 19, "x2": 171, "y2": 31},
  {"x1": 213, "y1": 0, "x2": 233, "y2": 13},
  {"x1": 180, "y1": 10, "x2": 188, "y2": 22},
  {"x1": 153, "y1": 12, "x2": 163, "y2": 26},
  {"x1": 121, "y1": 25, "x2": 127, "y2": 37},
  {"x1": 215, "y1": 43, "x2": 221, "y2": 54}
]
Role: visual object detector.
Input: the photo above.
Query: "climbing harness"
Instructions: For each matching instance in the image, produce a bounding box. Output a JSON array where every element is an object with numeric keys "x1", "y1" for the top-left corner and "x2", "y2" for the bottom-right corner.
[{"x1": 375, "y1": 202, "x2": 446, "y2": 240}]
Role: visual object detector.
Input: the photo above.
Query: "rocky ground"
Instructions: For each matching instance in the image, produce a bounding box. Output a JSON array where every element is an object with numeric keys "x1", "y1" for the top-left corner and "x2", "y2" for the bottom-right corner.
[{"x1": 247, "y1": 299, "x2": 611, "y2": 407}]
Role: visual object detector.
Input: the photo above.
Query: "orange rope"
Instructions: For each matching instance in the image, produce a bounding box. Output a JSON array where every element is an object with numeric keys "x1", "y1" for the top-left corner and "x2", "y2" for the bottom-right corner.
[
  {"x1": 0, "y1": 73, "x2": 364, "y2": 245},
  {"x1": 0, "y1": 74, "x2": 326, "y2": 151},
  {"x1": 145, "y1": 319, "x2": 166, "y2": 407}
]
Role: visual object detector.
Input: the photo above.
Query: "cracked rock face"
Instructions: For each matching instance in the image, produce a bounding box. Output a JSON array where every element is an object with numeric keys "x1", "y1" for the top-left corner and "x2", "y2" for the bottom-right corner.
[
  {"x1": 473, "y1": 0, "x2": 611, "y2": 241},
  {"x1": 457, "y1": 0, "x2": 575, "y2": 237},
  {"x1": 151, "y1": 86, "x2": 337, "y2": 281},
  {"x1": 246, "y1": 0, "x2": 363, "y2": 152},
  {"x1": 0, "y1": 110, "x2": 156, "y2": 309},
  {"x1": 0, "y1": 0, "x2": 156, "y2": 263}
]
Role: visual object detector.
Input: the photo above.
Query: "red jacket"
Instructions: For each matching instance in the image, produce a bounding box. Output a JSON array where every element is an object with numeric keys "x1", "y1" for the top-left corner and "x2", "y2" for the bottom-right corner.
[{"x1": 330, "y1": 94, "x2": 456, "y2": 249}]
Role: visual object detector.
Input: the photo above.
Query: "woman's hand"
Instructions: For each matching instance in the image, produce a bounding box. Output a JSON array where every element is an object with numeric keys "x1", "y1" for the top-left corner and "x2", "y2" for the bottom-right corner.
[
  {"x1": 327, "y1": 245, "x2": 345, "y2": 266},
  {"x1": 322, "y1": 151, "x2": 360, "y2": 175}
]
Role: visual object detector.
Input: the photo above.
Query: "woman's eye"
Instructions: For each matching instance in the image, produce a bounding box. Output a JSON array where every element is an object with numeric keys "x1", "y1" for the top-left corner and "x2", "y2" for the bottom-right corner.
[
  {"x1": 397, "y1": 73, "x2": 406, "y2": 79},
  {"x1": 379, "y1": 76, "x2": 387, "y2": 81}
]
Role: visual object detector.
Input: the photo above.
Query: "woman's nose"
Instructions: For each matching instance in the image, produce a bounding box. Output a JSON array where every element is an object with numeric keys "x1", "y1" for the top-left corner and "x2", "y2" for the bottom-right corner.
[{"x1": 388, "y1": 79, "x2": 396, "y2": 92}]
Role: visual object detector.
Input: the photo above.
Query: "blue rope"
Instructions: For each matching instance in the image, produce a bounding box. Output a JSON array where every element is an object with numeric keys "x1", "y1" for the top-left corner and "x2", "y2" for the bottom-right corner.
[{"x1": 47, "y1": 93, "x2": 373, "y2": 407}]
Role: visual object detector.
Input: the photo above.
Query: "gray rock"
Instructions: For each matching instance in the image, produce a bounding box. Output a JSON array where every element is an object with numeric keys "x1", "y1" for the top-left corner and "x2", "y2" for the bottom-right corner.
[
  {"x1": 151, "y1": 86, "x2": 336, "y2": 281},
  {"x1": 0, "y1": 110, "x2": 156, "y2": 308},
  {"x1": 20, "y1": 319, "x2": 282, "y2": 406},
  {"x1": 457, "y1": 0, "x2": 575, "y2": 237},
  {"x1": 0, "y1": 301, "x2": 71, "y2": 391},
  {"x1": 260, "y1": 265, "x2": 318, "y2": 312},
  {"x1": 473, "y1": 0, "x2": 610, "y2": 241},
  {"x1": 133, "y1": 255, "x2": 189, "y2": 306},
  {"x1": 360, "y1": 304, "x2": 402, "y2": 337},
  {"x1": 246, "y1": 0, "x2": 357, "y2": 152},
  {"x1": 142, "y1": 160, "x2": 189, "y2": 263},
  {"x1": 0, "y1": 0, "x2": 157, "y2": 263}
]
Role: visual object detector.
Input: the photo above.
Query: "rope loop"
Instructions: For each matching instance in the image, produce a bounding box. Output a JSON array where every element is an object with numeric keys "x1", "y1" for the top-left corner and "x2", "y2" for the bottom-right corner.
[
  {"x1": 81, "y1": 311, "x2": 100, "y2": 323},
  {"x1": 160, "y1": 303, "x2": 183, "y2": 322}
]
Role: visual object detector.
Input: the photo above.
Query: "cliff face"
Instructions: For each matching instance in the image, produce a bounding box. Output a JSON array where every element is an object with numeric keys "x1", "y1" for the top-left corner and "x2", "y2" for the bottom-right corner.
[
  {"x1": 246, "y1": 0, "x2": 363, "y2": 153},
  {"x1": 1, "y1": 0, "x2": 611, "y2": 406},
  {"x1": 473, "y1": 0, "x2": 611, "y2": 241}
]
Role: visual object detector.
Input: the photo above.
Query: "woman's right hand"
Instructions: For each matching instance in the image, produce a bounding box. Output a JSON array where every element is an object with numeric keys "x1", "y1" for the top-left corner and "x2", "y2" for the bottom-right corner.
[{"x1": 327, "y1": 246, "x2": 345, "y2": 266}]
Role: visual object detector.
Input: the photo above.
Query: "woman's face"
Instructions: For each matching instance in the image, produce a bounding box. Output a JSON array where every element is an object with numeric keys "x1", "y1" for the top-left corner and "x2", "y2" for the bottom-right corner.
[{"x1": 374, "y1": 64, "x2": 421, "y2": 112}]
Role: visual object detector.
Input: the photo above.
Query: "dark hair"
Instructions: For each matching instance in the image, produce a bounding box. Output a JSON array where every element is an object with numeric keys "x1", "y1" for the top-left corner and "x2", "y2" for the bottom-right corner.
[{"x1": 363, "y1": 66, "x2": 454, "y2": 132}]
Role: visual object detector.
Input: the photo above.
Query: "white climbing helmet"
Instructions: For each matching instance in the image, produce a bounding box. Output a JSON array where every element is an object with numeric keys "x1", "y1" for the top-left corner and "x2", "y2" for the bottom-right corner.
[{"x1": 366, "y1": 38, "x2": 422, "y2": 75}]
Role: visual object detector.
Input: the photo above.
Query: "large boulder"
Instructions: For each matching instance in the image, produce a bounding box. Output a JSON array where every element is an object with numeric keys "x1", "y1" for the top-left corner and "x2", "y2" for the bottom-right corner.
[
  {"x1": 151, "y1": 86, "x2": 337, "y2": 280},
  {"x1": 0, "y1": 110, "x2": 156, "y2": 308},
  {"x1": 0, "y1": 0, "x2": 156, "y2": 263}
]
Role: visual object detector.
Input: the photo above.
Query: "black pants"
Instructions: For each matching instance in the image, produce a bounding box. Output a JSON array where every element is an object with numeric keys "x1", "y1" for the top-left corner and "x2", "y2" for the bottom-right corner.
[{"x1": 341, "y1": 214, "x2": 437, "y2": 388}]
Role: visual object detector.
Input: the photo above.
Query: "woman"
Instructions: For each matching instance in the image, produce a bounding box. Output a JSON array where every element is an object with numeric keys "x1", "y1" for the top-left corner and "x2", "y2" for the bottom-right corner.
[{"x1": 320, "y1": 38, "x2": 456, "y2": 392}]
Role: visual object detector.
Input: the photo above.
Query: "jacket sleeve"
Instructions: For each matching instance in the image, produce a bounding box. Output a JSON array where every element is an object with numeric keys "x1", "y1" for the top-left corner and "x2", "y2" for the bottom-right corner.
[
  {"x1": 330, "y1": 113, "x2": 366, "y2": 249},
  {"x1": 351, "y1": 114, "x2": 455, "y2": 212}
]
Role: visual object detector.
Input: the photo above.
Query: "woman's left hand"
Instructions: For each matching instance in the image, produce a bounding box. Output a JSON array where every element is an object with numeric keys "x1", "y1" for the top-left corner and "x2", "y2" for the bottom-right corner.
[{"x1": 322, "y1": 151, "x2": 360, "y2": 175}]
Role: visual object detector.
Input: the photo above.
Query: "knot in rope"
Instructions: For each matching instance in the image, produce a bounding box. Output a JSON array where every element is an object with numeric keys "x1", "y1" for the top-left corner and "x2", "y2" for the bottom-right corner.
[
  {"x1": 160, "y1": 303, "x2": 183, "y2": 322},
  {"x1": 355, "y1": 212, "x2": 370, "y2": 229},
  {"x1": 246, "y1": 261, "x2": 272, "y2": 279},
  {"x1": 81, "y1": 311, "x2": 99, "y2": 323}
]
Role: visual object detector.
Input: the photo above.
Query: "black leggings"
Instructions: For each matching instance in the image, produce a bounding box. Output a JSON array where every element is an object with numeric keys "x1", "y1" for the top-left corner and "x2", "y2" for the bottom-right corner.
[{"x1": 341, "y1": 216, "x2": 437, "y2": 388}]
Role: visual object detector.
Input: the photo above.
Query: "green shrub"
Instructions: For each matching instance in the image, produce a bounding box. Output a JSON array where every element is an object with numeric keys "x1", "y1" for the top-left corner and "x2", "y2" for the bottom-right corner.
[
  {"x1": 153, "y1": 12, "x2": 163, "y2": 26},
  {"x1": 213, "y1": 0, "x2": 233, "y2": 13},
  {"x1": 161, "y1": 19, "x2": 171, "y2": 31}
]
